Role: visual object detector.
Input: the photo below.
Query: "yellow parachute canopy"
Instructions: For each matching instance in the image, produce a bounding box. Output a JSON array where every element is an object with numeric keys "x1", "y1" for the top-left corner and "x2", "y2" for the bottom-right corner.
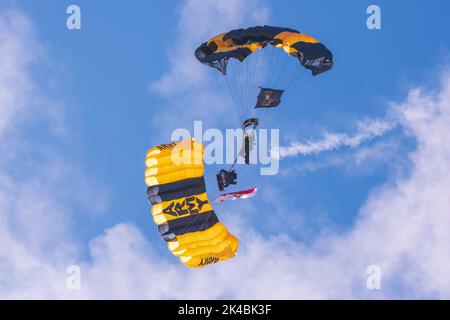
[{"x1": 145, "y1": 138, "x2": 238, "y2": 268}]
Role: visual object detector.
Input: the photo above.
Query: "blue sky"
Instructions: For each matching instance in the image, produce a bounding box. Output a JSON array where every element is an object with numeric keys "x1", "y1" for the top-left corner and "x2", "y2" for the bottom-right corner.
[{"x1": 1, "y1": 0, "x2": 450, "y2": 298}]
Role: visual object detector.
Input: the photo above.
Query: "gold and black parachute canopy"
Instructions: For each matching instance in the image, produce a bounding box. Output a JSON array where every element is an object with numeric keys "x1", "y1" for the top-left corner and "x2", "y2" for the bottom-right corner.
[
  {"x1": 195, "y1": 25, "x2": 333, "y2": 76},
  {"x1": 194, "y1": 25, "x2": 334, "y2": 124},
  {"x1": 145, "y1": 139, "x2": 238, "y2": 268}
]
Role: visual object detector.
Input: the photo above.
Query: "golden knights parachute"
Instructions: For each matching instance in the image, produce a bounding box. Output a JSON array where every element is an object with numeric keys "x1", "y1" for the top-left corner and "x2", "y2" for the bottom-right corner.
[
  {"x1": 145, "y1": 139, "x2": 238, "y2": 268},
  {"x1": 195, "y1": 25, "x2": 333, "y2": 120}
]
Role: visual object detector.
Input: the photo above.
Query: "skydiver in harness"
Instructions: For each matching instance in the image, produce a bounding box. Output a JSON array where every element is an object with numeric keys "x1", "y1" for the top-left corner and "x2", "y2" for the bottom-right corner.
[
  {"x1": 216, "y1": 86, "x2": 286, "y2": 191},
  {"x1": 216, "y1": 118, "x2": 259, "y2": 191},
  {"x1": 216, "y1": 86, "x2": 285, "y2": 191}
]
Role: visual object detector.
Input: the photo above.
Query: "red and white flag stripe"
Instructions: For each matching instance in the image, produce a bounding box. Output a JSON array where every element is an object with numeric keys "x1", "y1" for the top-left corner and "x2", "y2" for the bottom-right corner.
[{"x1": 214, "y1": 187, "x2": 257, "y2": 203}]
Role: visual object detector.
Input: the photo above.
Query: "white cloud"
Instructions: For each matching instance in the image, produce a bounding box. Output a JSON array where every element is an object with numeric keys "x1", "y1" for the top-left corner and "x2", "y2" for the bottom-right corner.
[
  {"x1": 76, "y1": 69, "x2": 450, "y2": 299},
  {"x1": 152, "y1": 0, "x2": 270, "y2": 95},
  {"x1": 0, "y1": 10, "x2": 108, "y2": 298},
  {"x1": 0, "y1": 10, "x2": 37, "y2": 137},
  {"x1": 149, "y1": 0, "x2": 270, "y2": 136}
]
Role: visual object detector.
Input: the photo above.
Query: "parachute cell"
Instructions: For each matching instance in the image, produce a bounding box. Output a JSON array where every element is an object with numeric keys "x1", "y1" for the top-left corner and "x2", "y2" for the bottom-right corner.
[{"x1": 145, "y1": 139, "x2": 238, "y2": 268}]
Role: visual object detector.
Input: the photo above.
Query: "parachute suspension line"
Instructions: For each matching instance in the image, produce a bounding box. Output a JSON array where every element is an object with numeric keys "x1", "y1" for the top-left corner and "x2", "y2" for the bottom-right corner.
[
  {"x1": 252, "y1": 46, "x2": 275, "y2": 125},
  {"x1": 254, "y1": 47, "x2": 265, "y2": 116},
  {"x1": 224, "y1": 75, "x2": 243, "y2": 124},
  {"x1": 255, "y1": 47, "x2": 272, "y2": 125},
  {"x1": 273, "y1": 52, "x2": 291, "y2": 89},
  {"x1": 229, "y1": 154, "x2": 238, "y2": 171},
  {"x1": 229, "y1": 60, "x2": 245, "y2": 123},
  {"x1": 242, "y1": 56, "x2": 250, "y2": 119},
  {"x1": 283, "y1": 75, "x2": 314, "y2": 101},
  {"x1": 296, "y1": 73, "x2": 313, "y2": 91},
  {"x1": 145, "y1": 139, "x2": 238, "y2": 267},
  {"x1": 229, "y1": 62, "x2": 240, "y2": 119},
  {"x1": 224, "y1": 74, "x2": 236, "y2": 117},
  {"x1": 265, "y1": 46, "x2": 280, "y2": 89},
  {"x1": 247, "y1": 46, "x2": 262, "y2": 119},
  {"x1": 226, "y1": 61, "x2": 247, "y2": 124},
  {"x1": 265, "y1": 46, "x2": 275, "y2": 88},
  {"x1": 259, "y1": 59, "x2": 304, "y2": 125},
  {"x1": 243, "y1": 47, "x2": 251, "y2": 118},
  {"x1": 246, "y1": 48, "x2": 257, "y2": 119},
  {"x1": 264, "y1": 46, "x2": 274, "y2": 87},
  {"x1": 282, "y1": 56, "x2": 302, "y2": 88},
  {"x1": 246, "y1": 50, "x2": 256, "y2": 122},
  {"x1": 281, "y1": 59, "x2": 307, "y2": 92},
  {"x1": 250, "y1": 47, "x2": 261, "y2": 116},
  {"x1": 193, "y1": 25, "x2": 334, "y2": 197},
  {"x1": 258, "y1": 96, "x2": 273, "y2": 125},
  {"x1": 240, "y1": 55, "x2": 249, "y2": 118},
  {"x1": 236, "y1": 56, "x2": 247, "y2": 120},
  {"x1": 272, "y1": 48, "x2": 283, "y2": 87},
  {"x1": 285, "y1": 71, "x2": 305, "y2": 91}
]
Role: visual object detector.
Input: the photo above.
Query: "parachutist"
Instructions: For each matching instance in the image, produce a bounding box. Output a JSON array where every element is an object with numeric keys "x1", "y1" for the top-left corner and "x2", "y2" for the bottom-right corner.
[
  {"x1": 244, "y1": 135, "x2": 250, "y2": 164},
  {"x1": 216, "y1": 169, "x2": 237, "y2": 191},
  {"x1": 241, "y1": 119, "x2": 258, "y2": 164}
]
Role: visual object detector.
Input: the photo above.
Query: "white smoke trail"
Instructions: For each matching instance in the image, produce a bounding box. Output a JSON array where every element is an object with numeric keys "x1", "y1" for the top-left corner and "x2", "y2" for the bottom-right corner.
[{"x1": 277, "y1": 118, "x2": 396, "y2": 159}]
